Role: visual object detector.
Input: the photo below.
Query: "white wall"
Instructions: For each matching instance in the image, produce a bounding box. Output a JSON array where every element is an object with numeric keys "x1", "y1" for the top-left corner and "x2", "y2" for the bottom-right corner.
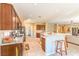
[
  {"x1": 46, "y1": 23, "x2": 54, "y2": 32},
  {"x1": 22, "y1": 20, "x2": 35, "y2": 37}
]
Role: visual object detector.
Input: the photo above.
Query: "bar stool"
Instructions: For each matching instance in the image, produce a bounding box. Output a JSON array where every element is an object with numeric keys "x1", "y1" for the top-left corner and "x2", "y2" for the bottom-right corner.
[
  {"x1": 25, "y1": 44, "x2": 30, "y2": 55},
  {"x1": 65, "y1": 36, "x2": 68, "y2": 48},
  {"x1": 55, "y1": 39, "x2": 67, "y2": 56}
]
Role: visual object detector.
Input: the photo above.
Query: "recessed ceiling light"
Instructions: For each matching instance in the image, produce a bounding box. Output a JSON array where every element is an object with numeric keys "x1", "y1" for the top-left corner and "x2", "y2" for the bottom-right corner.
[
  {"x1": 38, "y1": 16, "x2": 41, "y2": 18},
  {"x1": 26, "y1": 18, "x2": 33, "y2": 23}
]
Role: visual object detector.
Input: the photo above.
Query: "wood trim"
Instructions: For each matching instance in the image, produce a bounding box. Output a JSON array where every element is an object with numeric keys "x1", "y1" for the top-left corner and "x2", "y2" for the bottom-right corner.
[
  {"x1": 0, "y1": 4, "x2": 2, "y2": 30},
  {"x1": 10, "y1": 4, "x2": 12, "y2": 29},
  {"x1": 11, "y1": 5, "x2": 22, "y2": 26},
  {"x1": 67, "y1": 41, "x2": 79, "y2": 46}
]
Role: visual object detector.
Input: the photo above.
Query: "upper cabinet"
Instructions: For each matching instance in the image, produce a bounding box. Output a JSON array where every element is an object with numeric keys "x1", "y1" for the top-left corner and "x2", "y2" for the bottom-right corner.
[
  {"x1": 53, "y1": 24, "x2": 70, "y2": 33},
  {"x1": 1, "y1": 4, "x2": 12, "y2": 30},
  {"x1": 0, "y1": 4, "x2": 1, "y2": 29},
  {"x1": 0, "y1": 3, "x2": 22, "y2": 30},
  {"x1": 36, "y1": 25, "x2": 45, "y2": 30}
]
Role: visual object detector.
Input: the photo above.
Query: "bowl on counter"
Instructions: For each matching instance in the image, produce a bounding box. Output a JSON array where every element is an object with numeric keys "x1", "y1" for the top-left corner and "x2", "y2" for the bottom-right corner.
[{"x1": 2, "y1": 36, "x2": 13, "y2": 43}]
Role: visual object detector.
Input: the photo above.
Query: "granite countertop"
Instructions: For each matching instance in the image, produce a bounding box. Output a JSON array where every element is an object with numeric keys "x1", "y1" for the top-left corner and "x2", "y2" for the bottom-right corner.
[
  {"x1": 0, "y1": 37, "x2": 24, "y2": 46},
  {"x1": 0, "y1": 42, "x2": 23, "y2": 46},
  {"x1": 0, "y1": 41, "x2": 23, "y2": 46},
  {"x1": 0, "y1": 30, "x2": 24, "y2": 46}
]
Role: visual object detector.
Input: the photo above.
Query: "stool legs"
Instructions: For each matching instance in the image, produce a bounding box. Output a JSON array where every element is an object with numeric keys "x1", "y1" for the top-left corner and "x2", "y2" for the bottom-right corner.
[
  {"x1": 56, "y1": 41, "x2": 58, "y2": 53},
  {"x1": 64, "y1": 40, "x2": 67, "y2": 55},
  {"x1": 60, "y1": 41, "x2": 62, "y2": 56}
]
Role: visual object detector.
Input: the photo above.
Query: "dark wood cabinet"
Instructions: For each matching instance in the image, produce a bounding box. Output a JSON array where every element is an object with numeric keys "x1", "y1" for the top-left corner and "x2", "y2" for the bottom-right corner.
[
  {"x1": 36, "y1": 25, "x2": 45, "y2": 30},
  {"x1": 1, "y1": 4, "x2": 12, "y2": 30},
  {"x1": 0, "y1": 4, "x2": 2, "y2": 29},
  {"x1": 1, "y1": 43, "x2": 23, "y2": 56},
  {"x1": 0, "y1": 3, "x2": 22, "y2": 30},
  {"x1": 36, "y1": 33, "x2": 40, "y2": 38},
  {"x1": 41, "y1": 38, "x2": 45, "y2": 51},
  {"x1": 36, "y1": 24, "x2": 45, "y2": 38}
]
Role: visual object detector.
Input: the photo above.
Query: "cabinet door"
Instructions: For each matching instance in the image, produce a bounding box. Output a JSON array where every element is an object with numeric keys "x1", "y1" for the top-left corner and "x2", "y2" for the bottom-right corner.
[
  {"x1": 1, "y1": 45, "x2": 8, "y2": 56},
  {"x1": 16, "y1": 43, "x2": 23, "y2": 56},
  {"x1": 1, "y1": 45, "x2": 16, "y2": 56},
  {"x1": 36, "y1": 33, "x2": 40, "y2": 38},
  {"x1": 1, "y1": 43, "x2": 23, "y2": 56},
  {"x1": 2, "y1": 4, "x2": 12, "y2": 30},
  {"x1": 7, "y1": 45, "x2": 16, "y2": 56}
]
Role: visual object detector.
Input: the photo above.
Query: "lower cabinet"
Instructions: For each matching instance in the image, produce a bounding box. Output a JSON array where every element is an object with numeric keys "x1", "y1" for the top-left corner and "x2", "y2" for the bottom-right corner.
[
  {"x1": 36, "y1": 33, "x2": 40, "y2": 38},
  {"x1": 1, "y1": 43, "x2": 23, "y2": 56},
  {"x1": 41, "y1": 38, "x2": 45, "y2": 51}
]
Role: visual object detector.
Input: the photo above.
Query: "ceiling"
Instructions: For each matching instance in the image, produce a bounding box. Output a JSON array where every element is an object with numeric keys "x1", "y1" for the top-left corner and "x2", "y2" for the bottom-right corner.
[{"x1": 13, "y1": 3, "x2": 79, "y2": 24}]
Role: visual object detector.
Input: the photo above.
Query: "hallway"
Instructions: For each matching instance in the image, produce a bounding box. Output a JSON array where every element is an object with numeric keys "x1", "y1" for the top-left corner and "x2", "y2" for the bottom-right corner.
[{"x1": 23, "y1": 37, "x2": 45, "y2": 56}]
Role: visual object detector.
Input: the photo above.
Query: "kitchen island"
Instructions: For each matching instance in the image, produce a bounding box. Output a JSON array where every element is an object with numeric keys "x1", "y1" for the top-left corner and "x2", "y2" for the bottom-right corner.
[{"x1": 41, "y1": 32, "x2": 71, "y2": 55}]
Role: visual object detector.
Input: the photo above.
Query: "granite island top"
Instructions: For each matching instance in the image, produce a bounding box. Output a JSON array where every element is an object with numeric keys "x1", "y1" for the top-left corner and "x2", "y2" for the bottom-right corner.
[{"x1": 41, "y1": 33, "x2": 71, "y2": 38}]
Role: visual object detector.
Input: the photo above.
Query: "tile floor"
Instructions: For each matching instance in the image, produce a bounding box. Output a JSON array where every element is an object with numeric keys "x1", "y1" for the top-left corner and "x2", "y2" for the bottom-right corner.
[
  {"x1": 23, "y1": 36, "x2": 45, "y2": 56},
  {"x1": 23, "y1": 36, "x2": 79, "y2": 56},
  {"x1": 67, "y1": 43, "x2": 79, "y2": 56}
]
